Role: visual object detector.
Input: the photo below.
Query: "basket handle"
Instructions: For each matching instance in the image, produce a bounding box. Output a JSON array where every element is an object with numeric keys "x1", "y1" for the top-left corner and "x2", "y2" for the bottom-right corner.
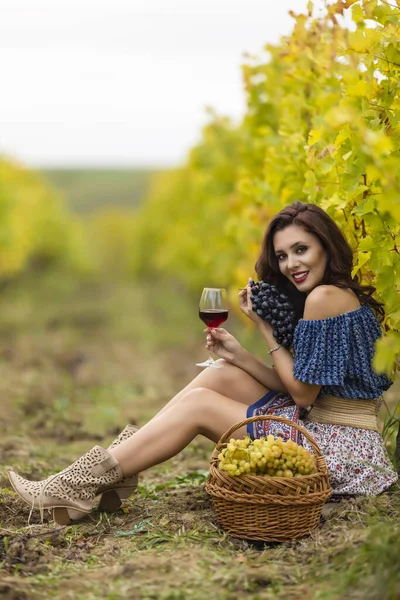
[{"x1": 215, "y1": 414, "x2": 323, "y2": 458}]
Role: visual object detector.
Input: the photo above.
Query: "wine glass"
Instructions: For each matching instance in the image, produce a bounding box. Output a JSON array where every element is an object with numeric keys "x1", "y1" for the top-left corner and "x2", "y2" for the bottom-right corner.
[{"x1": 196, "y1": 287, "x2": 228, "y2": 368}]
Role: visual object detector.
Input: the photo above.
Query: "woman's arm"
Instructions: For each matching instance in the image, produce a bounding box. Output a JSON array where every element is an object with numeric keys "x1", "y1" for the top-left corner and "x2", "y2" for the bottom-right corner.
[
  {"x1": 206, "y1": 327, "x2": 287, "y2": 392},
  {"x1": 234, "y1": 348, "x2": 288, "y2": 392},
  {"x1": 257, "y1": 321, "x2": 321, "y2": 407}
]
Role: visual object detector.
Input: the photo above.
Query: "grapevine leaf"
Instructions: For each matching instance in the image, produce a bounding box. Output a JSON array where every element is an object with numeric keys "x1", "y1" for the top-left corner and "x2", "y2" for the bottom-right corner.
[
  {"x1": 374, "y1": 333, "x2": 400, "y2": 375},
  {"x1": 352, "y1": 251, "x2": 371, "y2": 277}
]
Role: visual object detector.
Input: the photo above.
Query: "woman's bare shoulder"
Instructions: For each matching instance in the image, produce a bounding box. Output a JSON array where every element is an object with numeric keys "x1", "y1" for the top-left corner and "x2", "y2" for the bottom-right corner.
[{"x1": 303, "y1": 285, "x2": 360, "y2": 321}]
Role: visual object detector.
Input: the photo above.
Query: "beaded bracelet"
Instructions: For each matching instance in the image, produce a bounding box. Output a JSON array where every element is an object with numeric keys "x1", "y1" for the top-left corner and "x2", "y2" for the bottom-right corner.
[{"x1": 268, "y1": 344, "x2": 283, "y2": 355}]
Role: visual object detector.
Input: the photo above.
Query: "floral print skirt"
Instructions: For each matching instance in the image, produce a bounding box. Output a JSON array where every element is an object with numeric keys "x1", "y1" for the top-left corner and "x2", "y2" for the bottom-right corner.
[{"x1": 246, "y1": 392, "x2": 398, "y2": 497}]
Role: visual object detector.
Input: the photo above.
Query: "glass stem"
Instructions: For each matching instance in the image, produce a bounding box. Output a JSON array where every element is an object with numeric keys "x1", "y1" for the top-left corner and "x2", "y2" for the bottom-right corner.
[{"x1": 208, "y1": 327, "x2": 215, "y2": 362}]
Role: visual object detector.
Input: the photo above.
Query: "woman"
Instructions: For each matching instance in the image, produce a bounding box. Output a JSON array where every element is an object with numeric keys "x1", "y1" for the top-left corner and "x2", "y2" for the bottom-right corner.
[{"x1": 7, "y1": 201, "x2": 398, "y2": 525}]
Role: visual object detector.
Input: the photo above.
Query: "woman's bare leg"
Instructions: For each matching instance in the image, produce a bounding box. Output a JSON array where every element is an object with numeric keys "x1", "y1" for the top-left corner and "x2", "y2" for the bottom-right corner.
[
  {"x1": 110, "y1": 387, "x2": 248, "y2": 476},
  {"x1": 154, "y1": 360, "x2": 268, "y2": 418}
]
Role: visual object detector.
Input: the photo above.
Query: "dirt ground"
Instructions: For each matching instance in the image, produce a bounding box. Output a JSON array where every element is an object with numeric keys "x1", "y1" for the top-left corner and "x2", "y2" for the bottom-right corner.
[{"x1": 0, "y1": 275, "x2": 399, "y2": 600}]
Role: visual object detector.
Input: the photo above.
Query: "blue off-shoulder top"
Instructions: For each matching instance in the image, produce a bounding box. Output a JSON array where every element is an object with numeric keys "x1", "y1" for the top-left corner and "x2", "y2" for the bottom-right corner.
[{"x1": 293, "y1": 304, "x2": 392, "y2": 399}]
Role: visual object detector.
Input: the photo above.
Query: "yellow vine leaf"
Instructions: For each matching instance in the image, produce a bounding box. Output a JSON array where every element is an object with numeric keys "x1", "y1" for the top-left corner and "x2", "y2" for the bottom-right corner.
[
  {"x1": 352, "y1": 251, "x2": 371, "y2": 277},
  {"x1": 303, "y1": 170, "x2": 317, "y2": 200},
  {"x1": 324, "y1": 105, "x2": 357, "y2": 128},
  {"x1": 374, "y1": 333, "x2": 400, "y2": 375},
  {"x1": 320, "y1": 194, "x2": 347, "y2": 211},
  {"x1": 358, "y1": 236, "x2": 375, "y2": 252},
  {"x1": 346, "y1": 81, "x2": 373, "y2": 97},
  {"x1": 352, "y1": 4, "x2": 365, "y2": 22},
  {"x1": 308, "y1": 129, "x2": 322, "y2": 145},
  {"x1": 348, "y1": 28, "x2": 380, "y2": 53}
]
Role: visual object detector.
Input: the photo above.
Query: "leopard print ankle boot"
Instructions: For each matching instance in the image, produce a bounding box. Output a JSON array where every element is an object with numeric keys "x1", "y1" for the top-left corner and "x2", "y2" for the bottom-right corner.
[
  {"x1": 7, "y1": 445, "x2": 124, "y2": 525},
  {"x1": 97, "y1": 424, "x2": 139, "y2": 511}
]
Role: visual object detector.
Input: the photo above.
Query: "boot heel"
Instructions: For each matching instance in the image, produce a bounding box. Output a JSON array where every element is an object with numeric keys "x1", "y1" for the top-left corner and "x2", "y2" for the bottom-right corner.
[
  {"x1": 52, "y1": 507, "x2": 88, "y2": 525},
  {"x1": 99, "y1": 486, "x2": 137, "y2": 511},
  {"x1": 53, "y1": 507, "x2": 71, "y2": 525},
  {"x1": 98, "y1": 489, "x2": 122, "y2": 511},
  {"x1": 115, "y1": 487, "x2": 135, "y2": 500}
]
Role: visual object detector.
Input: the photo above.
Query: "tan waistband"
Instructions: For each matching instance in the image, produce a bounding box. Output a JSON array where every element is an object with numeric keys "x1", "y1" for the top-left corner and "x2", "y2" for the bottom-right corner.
[{"x1": 304, "y1": 395, "x2": 380, "y2": 431}]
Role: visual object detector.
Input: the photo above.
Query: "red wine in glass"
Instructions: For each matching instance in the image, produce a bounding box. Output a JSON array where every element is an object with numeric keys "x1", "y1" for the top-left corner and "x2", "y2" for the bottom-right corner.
[
  {"x1": 199, "y1": 309, "x2": 229, "y2": 329},
  {"x1": 196, "y1": 288, "x2": 228, "y2": 368}
]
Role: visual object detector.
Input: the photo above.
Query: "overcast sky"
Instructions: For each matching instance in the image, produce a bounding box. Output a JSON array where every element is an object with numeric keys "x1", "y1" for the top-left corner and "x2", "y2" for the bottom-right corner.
[{"x1": 1, "y1": 0, "x2": 323, "y2": 167}]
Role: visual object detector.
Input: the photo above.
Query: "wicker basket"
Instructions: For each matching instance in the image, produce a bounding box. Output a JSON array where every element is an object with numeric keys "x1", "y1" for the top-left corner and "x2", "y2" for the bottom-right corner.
[{"x1": 205, "y1": 415, "x2": 332, "y2": 542}]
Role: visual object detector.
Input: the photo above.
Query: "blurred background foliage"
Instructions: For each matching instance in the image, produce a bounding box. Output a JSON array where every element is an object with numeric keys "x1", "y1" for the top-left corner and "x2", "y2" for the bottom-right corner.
[{"x1": 1, "y1": 0, "x2": 400, "y2": 376}]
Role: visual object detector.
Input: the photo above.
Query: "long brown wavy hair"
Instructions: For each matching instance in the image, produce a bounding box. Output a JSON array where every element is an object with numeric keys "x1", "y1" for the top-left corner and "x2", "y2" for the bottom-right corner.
[{"x1": 255, "y1": 201, "x2": 385, "y2": 323}]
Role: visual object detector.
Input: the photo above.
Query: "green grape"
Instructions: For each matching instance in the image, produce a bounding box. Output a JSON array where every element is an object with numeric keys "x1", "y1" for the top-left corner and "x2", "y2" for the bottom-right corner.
[{"x1": 218, "y1": 434, "x2": 317, "y2": 477}]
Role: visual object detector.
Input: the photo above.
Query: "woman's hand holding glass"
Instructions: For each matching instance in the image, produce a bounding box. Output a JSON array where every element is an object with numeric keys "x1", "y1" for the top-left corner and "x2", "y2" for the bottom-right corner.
[
  {"x1": 197, "y1": 281, "x2": 272, "y2": 369},
  {"x1": 204, "y1": 328, "x2": 244, "y2": 365}
]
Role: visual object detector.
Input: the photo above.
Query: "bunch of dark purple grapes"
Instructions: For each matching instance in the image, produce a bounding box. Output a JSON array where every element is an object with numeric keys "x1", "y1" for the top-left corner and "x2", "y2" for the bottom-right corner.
[{"x1": 249, "y1": 280, "x2": 295, "y2": 348}]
